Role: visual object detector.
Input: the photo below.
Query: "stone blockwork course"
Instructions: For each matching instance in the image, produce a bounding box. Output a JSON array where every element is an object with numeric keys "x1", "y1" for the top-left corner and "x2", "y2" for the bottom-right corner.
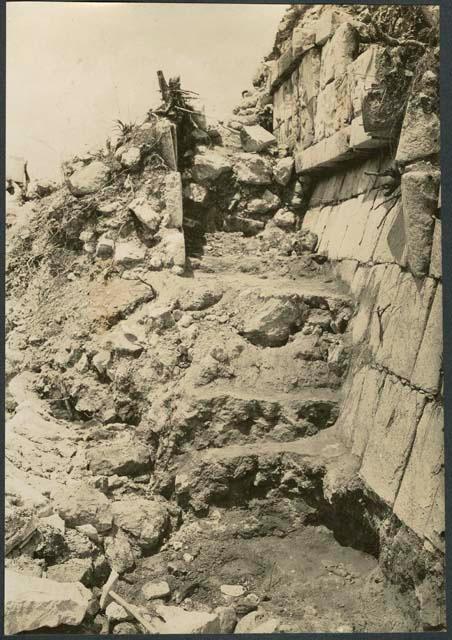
[{"x1": 267, "y1": 1, "x2": 443, "y2": 626}]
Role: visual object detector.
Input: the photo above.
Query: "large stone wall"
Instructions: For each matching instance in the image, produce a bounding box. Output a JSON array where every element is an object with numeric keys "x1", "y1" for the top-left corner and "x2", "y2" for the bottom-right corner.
[{"x1": 270, "y1": 5, "x2": 443, "y2": 557}]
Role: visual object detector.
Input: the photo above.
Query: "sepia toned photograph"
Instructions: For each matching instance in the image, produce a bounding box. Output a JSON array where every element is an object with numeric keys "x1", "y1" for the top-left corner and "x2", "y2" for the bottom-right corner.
[{"x1": 4, "y1": 1, "x2": 444, "y2": 635}]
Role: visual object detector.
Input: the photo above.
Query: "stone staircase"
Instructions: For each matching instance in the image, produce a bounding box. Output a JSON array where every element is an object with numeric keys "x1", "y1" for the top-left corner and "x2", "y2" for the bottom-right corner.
[{"x1": 151, "y1": 233, "x2": 357, "y2": 517}]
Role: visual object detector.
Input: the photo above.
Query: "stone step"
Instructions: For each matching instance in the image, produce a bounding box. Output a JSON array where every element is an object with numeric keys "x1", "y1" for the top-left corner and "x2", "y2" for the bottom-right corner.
[
  {"x1": 172, "y1": 427, "x2": 357, "y2": 514},
  {"x1": 169, "y1": 385, "x2": 342, "y2": 450}
]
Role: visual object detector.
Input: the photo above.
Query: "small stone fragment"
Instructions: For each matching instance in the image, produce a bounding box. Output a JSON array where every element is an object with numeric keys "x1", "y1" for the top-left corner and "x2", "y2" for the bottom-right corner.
[
  {"x1": 142, "y1": 580, "x2": 171, "y2": 600},
  {"x1": 220, "y1": 584, "x2": 246, "y2": 597}
]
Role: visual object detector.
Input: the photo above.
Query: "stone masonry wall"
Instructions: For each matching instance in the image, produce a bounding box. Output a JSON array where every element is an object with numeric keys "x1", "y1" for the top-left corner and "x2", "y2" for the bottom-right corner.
[{"x1": 269, "y1": 5, "x2": 443, "y2": 558}]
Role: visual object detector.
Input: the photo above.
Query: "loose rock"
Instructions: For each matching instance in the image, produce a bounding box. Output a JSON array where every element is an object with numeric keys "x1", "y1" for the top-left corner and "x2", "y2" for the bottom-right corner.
[{"x1": 5, "y1": 569, "x2": 92, "y2": 634}]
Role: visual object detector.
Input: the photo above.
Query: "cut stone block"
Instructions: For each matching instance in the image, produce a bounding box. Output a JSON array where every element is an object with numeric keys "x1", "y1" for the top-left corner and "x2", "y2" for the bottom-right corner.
[
  {"x1": 164, "y1": 172, "x2": 183, "y2": 227},
  {"x1": 352, "y1": 264, "x2": 386, "y2": 346},
  {"x1": 240, "y1": 125, "x2": 276, "y2": 153},
  {"x1": 320, "y1": 22, "x2": 358, "y2": 88},
  {"x1": 334, "y1": 259, "x2": 358, "y2": 287},
  {"x1": 349, "y1": 116, "x2": 391, "y2": 151},
  {"x1": 5, "y1": 570, "x2": 92, "y2": 634},
  {"x1": 396, "y1": 102, "x2": 440, "y2": 165},
  {"x1": 367, "y1": 263, "x2": 401, "y2": 357},
  {"x1": 348, "y1": 45, "x2": 388, "y2": 117},
  {"x1": 298, "y1": 47, "x2": 321, "y2": 104},
  {"x1": 320, "y1": 202, "x2": 346, "y2": 261},
  {"x1": 315, "y1": 9, "x2": 351, "y2": 45},
  {"x1": 394, "y1": 402, "x2": 444, "y2": 551},
  {"x1": 402, "y1": 168, "x2": 441, "y2": 277},
  {"x1": 351, "y1": 366, "x2": 386, "y2": 459},
  {"x1": 375, "y1": 272, "x2": 436, "y2": 381},
  {"x1": 292, "y1": 24, "x2": 316, "y2": 58},
  {"x1": 372, "y1": 198, "x2": 407, "y2": 267},
  {"x1": 314, "y1": 78, "x2": 353, "y2": 143},
  {"x1": 334, "y1": 365, "x2": 366, "y2": 445},
  {"x1": 360, "y1": 376, "x2": 426, "y2": 506},
  {"x1": 277, "y1": 48, "x2": 293, "y2": 79},
  {"x1": 295, "y1": 127, "x2": 352, "y2": 173},
  {"x1": 336, "y1": 195, "x2": 370, "y2": 260},
  {"x1": 411, "y1": 283, "x2": 442, "y2": 394},
  {"x1": 350, "y1": 263, "x2": 372, "y2": 298}
]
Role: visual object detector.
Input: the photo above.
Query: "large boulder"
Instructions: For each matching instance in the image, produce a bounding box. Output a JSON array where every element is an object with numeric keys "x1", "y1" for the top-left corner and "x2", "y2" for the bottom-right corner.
[
  {"x1": 241, "y1": 298, "x2": 300, "y2": 346},
  {"x1": 5, "y1": 569, "x2": 92, "y2": 634},
  {"x1": 68, "y1": 161, "x2": 110, "y2": 197},
  {"x1": 111, "y1": 497, "x2": 169, "y2": 551},
  {"x1": 240, "y1": 125, "x2": 276, "y2": 152},
  {"x1": 191, "y1": 150, "x2": 232, "y2": 183},
  {"x1": 51, "y1": 481, "x2": 113, "y2": 532},
  {"x1": 86, "y1": 433, "x2": 151, "y2": 477},
  {"x1": 234, "y1": 153, "x2": 273, "y2": 185}
]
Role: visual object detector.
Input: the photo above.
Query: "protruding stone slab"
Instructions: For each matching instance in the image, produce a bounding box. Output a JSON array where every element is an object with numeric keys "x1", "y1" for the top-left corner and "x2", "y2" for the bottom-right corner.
[
  {"x1": 295, "y1": 127, "x2": 353, "y2": 173},
  {"x1": 349, "y1": 116, "x2": 391, "y2": 151}
]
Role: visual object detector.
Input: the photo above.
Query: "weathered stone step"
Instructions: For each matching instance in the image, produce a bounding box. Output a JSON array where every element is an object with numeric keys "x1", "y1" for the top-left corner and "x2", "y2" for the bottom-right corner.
[
  {"x1": 169, "y1": 385, "x2": 342, "y2": 450},
  {"x1": 172, "y1": 427, "x2": 357, "y2": 514}
]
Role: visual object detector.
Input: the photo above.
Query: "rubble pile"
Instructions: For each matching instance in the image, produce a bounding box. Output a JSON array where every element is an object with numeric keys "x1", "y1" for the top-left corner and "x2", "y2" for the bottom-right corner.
[{"x1": 5, "y1": 3, "x2": 443, "y2": 635}]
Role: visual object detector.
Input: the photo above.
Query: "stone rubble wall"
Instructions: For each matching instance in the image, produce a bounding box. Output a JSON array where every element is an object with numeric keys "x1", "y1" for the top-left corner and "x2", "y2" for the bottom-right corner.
[{"x1": 270, "y1": 6, "x2": 443, "y2": 555}]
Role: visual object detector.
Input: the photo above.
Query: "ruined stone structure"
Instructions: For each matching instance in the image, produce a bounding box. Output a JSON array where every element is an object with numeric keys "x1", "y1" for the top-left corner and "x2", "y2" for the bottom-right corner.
[{"x1": 5, "y1": 4, "x2": 443, "y2": 635}]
